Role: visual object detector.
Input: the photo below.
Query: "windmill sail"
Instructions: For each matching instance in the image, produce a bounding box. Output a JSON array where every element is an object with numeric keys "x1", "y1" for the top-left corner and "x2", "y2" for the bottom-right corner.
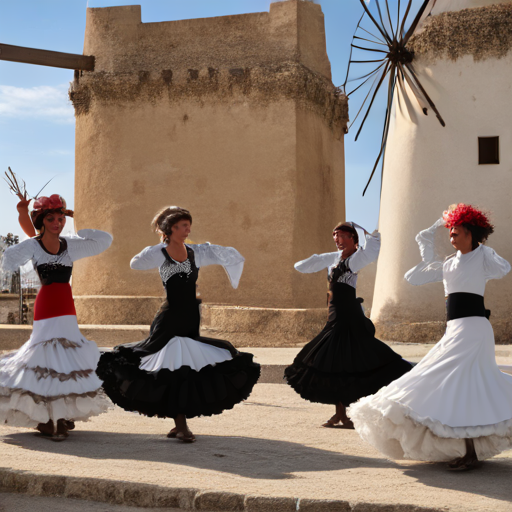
[{"x1": 344, "y1": 0, "x2": 445, "y2": 195}]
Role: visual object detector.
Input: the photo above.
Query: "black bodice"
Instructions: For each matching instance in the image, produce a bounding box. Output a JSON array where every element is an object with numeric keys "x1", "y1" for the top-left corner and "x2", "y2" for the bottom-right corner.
[
  {"x1": 159, "y1": 246, "x2": 198, "y2": 306},
  {"x1": 36, "y1": 263, "x2": 72, "y2": 286},
  {"x1": 35, "y1": 237, "x2": 72, "y2": 286}
]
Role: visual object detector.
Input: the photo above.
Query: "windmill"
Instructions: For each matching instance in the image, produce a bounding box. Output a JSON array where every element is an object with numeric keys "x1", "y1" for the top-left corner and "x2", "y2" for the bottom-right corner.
[
  {"x1": 360, "y1": 0, "x2": 512, "y2": 342},
  {"x1": 344, "y1": 0, "x2": 445, "y2": 195}
]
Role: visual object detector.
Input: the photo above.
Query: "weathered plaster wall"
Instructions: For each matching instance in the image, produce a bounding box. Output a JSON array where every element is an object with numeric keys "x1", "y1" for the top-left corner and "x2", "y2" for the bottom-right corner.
[
  {"x1": 71, "y1": 1, "x2": 347, "y2": 324},
  {"x1": 373, "y1": 2, "x2": 512, "y2": 342}
]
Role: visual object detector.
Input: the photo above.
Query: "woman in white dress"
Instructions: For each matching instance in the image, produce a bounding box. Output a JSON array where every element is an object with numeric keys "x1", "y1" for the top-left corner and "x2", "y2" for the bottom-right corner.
[
  {"x1": 349, "y1": 204, "x2": 512, "y2": 470},
  {"x1": 0, "y1": 194, "x2": 113, "y2": 440},
  {"x1": 97, "y1": 206, "x2": 260, "y2": 443}
]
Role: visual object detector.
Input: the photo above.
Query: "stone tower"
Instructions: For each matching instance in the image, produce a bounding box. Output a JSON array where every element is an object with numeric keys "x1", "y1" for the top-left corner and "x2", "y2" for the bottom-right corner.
[
  {"x1": 70, "y1": 1, "x2": 347, "y2": 331},
  {"x1": 372, "y1": 0, "x2": 512, "y2": 342}
]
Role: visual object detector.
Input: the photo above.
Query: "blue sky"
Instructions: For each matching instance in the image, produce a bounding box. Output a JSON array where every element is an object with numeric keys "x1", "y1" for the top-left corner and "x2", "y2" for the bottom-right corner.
[{"x1": 0, "y1": 0, "x2": 422, "y2": 237}]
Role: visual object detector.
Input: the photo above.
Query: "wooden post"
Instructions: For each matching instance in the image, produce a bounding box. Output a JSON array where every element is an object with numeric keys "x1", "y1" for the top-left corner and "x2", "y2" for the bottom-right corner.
[{"x1": 0, "y1": 43, "x2": 94, "y2": 71}]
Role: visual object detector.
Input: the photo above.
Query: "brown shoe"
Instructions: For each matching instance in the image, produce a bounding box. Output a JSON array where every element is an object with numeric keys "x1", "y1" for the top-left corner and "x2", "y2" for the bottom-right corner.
[
  {"x1": 36, "y1": 420, "x2": 55, "y2": 436},
  {"x1": 56, "y1": 419, "x2": 70, "y2": 437},
  {"x1": 64, "y1": 420, "x2": 75, "y2": 431}
]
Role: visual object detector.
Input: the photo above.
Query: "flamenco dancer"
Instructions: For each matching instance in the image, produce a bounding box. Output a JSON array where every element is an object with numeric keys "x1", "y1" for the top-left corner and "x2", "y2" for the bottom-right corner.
[
  {"x1": 284, "y1": 222, "x2": 412, "y2": 429},
  {"x1": 349, "y1": 204, "x2": 512, "y2": 470},
  {"x1": 0, "y1": 192, "x2": 113, "y2": 440},
  {"x1": 97, "y1": 206, "x2": 260, "y2": 443}
]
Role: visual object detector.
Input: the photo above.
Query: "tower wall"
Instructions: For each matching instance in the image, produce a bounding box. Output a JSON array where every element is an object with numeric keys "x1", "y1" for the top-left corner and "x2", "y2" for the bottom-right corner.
[
  {"x1": 70, "y1": 1, "x2": 347, "y2": 326},
  {"x1": 372, "y1": 2, "x2": 512, "y2": 342}
]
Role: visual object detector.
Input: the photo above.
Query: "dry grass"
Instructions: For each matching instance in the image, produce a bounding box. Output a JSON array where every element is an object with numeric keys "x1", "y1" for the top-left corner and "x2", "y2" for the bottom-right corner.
[
  {"x1": 69, "y1": 63, "x2": 348, "y2": 136},
  {"x1": 408, "y1": 3, "x2": 512, "y2": 62}
]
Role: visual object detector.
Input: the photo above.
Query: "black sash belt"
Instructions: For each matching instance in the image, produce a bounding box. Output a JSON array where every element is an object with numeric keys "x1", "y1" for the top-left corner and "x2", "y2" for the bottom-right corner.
[{"x1": 446, "y1": 292, "x2": 490, "y2": 321}]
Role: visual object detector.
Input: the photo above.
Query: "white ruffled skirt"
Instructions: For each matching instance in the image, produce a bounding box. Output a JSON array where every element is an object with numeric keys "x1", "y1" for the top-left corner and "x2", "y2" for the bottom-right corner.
[
  {"x1": 348, "y1": 316, "x2": 512, "y2": 461},
  {"x1": 0, "y1": 315, "x2": 112, "y2": 428}
]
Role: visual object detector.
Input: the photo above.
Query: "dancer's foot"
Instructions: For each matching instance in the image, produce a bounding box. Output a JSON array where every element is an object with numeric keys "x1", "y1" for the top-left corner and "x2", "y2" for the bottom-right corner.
[
  {"x1": 339, "y1": 419, "x2": 355, "y2": 430},
  {"x1": 167, "y1": 427, "x2": 179, "y2": 439},
  {"x1": 447, "y1": 453, "x2": 478, "y2": 471},
  {"x1": 448, "y1": 438, "x2": 479, "y2": 470},
  {"x1": 176, "y1": 430, "x2": 196, "y2": 443},
  {"x1": 322, "y1": 414, "x2": 342, "y2": 428},
  {"x1": 56, "y1": 419, "x2": 70, "y2": 438},
  {"x1": 64, "y1": 420, "x2": 75, "y2": 431},
  {"x1": 36, "y1": 420, "x2": 54, "y2": 437}
]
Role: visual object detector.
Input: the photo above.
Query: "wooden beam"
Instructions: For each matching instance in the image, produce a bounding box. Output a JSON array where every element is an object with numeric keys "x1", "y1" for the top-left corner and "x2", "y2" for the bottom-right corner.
[{"x1": 0, "y1": 43, "x2": 94, "y2": 71}]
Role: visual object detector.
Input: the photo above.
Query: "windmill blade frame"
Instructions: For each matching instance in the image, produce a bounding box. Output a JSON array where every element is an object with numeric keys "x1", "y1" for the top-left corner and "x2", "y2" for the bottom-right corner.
[{"x1": 345, "y1": 0, "x2": 446, "y2": 195}]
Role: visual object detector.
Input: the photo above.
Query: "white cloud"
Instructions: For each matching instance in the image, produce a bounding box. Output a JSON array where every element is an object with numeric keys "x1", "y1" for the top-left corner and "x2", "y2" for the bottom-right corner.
[{"x1": 0, "y1": 84, "x2": 74, "y2": 124}]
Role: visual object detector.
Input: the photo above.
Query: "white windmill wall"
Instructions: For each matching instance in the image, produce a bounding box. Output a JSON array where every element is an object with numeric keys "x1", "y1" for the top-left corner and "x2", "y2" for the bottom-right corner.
[{"x1": 372, "y1": 1, "x2": 512, "y2": 342}]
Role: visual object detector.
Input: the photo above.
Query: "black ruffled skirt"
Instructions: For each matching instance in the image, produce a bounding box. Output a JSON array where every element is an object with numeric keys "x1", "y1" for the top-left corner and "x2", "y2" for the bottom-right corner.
[
  {"x1": 97, "y1": 346, "x2": 260, "y2": 419},
  {"x1": 284, "y1": 283, "x2": 412, "y2": 406}
]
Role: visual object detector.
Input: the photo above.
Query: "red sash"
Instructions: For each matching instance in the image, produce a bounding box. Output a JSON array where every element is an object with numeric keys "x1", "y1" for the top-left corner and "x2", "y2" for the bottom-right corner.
[{"x1": 33, "y1": 283, "x2": 77, "y2": 321}]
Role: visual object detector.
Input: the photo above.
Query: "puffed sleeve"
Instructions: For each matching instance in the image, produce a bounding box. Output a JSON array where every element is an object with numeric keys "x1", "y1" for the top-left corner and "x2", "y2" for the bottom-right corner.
[
  {"x1": 482, "y1": 245, "x2": 511, "y2": 281},
  {"x1": 190, "y1": 243, "x2": 245, "y2": 289},
  {"x1": 66, "y1": 229, "x2": 113, "y2": 262},
  {"x1": 404, "y1": 218, "x2": 445, "y2": 286},
  {"x1": 294, "y1": 252, "x2": 340, "y2": 274},
  {"x1": 1, "y1": 238, "x2": 36, "y2": 271},
  {"x1": 347, "y1": 231, "x2": 381, "y2": 273},
  {"x1": 130, "y1": 244, "x2": 167, "y2": 270}
]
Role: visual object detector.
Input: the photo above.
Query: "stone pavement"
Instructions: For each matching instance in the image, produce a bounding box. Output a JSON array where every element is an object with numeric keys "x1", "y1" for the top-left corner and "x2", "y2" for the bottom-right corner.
[
  {"x1": 0, "y1": 491, "x2": 180, "y2": 512},
  {"x1": 1, "y1": 344, "x2": 512, "y2": 511}
]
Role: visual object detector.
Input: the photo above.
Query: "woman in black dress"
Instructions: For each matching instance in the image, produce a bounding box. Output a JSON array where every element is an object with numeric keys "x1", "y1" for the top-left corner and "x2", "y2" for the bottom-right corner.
[
  {"x1": 284, "y1": 222, "x2": 412, "y2": 428},
  {"x1": 97, "y1": 206, "x2": 260, "y2": 442}
]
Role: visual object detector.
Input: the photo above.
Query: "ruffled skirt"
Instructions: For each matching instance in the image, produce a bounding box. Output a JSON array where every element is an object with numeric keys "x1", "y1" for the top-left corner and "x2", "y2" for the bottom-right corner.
[
  {"x1": 284, "y1": 298, "x2": 412, "y2": 406},
  {"x1": 0, "y1": 315, "x2": 112, "y2": 427},
  {"x1": 97, "y1": 335, "x2": 261, "y2": 419},
  {"x1": 348, "y1": 317, "x2": 512, "y2": 461}
]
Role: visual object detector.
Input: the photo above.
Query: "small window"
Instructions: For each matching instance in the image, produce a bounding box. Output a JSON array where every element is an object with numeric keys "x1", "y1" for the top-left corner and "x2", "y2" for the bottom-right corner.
[{"x1": 478, "y1": 137, "x2": 499, "y2": 165}]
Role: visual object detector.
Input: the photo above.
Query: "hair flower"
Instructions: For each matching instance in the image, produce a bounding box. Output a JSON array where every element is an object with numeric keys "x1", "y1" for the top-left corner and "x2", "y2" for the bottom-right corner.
[{"x1": 443, "y1": 203, "x2": 492, "y2": 230}]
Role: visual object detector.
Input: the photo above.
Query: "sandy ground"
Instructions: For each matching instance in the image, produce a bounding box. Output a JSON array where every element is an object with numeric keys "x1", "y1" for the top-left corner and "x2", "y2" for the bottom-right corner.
[{"x1": 1, "y1": 379, "x2": 511, "y2": 512}]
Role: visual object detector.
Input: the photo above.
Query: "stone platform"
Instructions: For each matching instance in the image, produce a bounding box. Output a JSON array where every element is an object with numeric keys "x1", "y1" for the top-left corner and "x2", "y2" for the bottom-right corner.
[{"x1": 1, "y1": 345, "x2": 512, "y2": 512}]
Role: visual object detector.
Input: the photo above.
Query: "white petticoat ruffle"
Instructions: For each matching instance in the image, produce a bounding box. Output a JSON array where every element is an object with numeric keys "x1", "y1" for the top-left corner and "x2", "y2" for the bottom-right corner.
[
  {"x1": 140, "y1": 336, "x2": 233, "y2": 372},
  {"x1": 348, "y1": 316, "x2": 512, "y2": 462},
  {"x1": 0, "y1": 389, "x2": 112, "y2": 428},
  {"x1": 349, "y1": 395, "x2": 512, "y2": 461},
  {"x1": 0, "y1": 314, "x2": 112, "y2": 427}
]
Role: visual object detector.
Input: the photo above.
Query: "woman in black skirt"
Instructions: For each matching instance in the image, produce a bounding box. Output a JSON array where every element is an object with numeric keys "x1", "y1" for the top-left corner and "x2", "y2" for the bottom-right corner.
[
  {"x1": 97, "y1": 206, "x2": 260, "y2": 442},
  {"x1": 284, "y1": 222, "x2": 412, "y2": 429}
]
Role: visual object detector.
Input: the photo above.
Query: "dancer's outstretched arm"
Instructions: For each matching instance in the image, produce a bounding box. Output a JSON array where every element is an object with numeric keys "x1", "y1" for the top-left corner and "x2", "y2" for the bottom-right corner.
[
  {"x1": 66, "y1": 229, "x2": 113, "y2": 261},
  {"x1": 1, "y1": 238, "x2": 36, "y2": 271},
  {"x1": 130, "y1": 243, "x2": 166, "y2": 270},
  {"x1": 190, "y1": 243, "x2": 245, "y2": 289},
  {"x1": 345, "y1": 227, "x2": 381, "y2": 273},
  {"x1": 482, "y1": 245, "x2": 511, "y2": 280},
  {"x1": 294, "y1": 251, "x2": 340, "y2": 274},
  {"x1": 405, "y1": 218, "x2": 444, "y2": 285}
]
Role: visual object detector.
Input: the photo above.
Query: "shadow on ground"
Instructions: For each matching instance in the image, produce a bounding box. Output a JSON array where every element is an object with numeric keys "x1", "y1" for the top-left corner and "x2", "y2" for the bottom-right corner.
[
  {"x1": 2, "y1": 430, "x2": 512, "y2": 506},
  {"x1": 402, "y1": 458, "x2": 512, "y2": 504},
  {"x1": 4, "y1": 430, "x2": 393, "y2": 480}
]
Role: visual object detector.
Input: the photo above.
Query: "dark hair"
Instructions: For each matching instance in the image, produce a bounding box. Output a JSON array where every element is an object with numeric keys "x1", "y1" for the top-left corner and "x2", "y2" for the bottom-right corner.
[
  {"x1": 152, "y1": 206, "x2": 192, "y2": 243},
  {"x1": 333, "y1": 222, "x2": 359, "y2": 246},
  {"x1": 462, "y1": 223, "x2": 494, "y2": 250},
  {"x1": 32, "y1": 209, "x2": 67, "y2": 231}
]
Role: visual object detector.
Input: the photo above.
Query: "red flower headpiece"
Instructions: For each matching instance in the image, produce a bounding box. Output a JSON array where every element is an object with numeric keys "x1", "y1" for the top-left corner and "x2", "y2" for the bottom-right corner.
[
  {"x1": 31, "y1": 194, "x2": 74, "y2": 223},
  {"x1": 32, "y1": 194, "x2": 64, "y2": 212},
  {"x1": 443, "y1": 203, "x2": 492, "y2": 229}
]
